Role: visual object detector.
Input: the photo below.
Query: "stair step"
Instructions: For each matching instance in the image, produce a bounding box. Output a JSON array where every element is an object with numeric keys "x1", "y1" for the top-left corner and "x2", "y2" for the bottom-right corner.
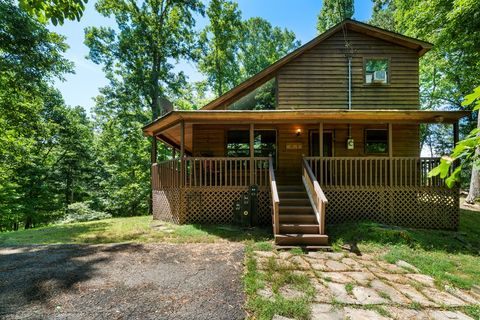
[
  {"x1": 279, "y1": 191, "x2": 308, "y2": 199},
  {"x1": 279, "y1": 223, "x2": 320, "y2": 234},
  {"x1": 281, "y1": 198, "x2": 311, "y2": 206},
  {"x1": 280, "y1": 206, "x2": 314, "y2": 215},
  {"x1": 275, "y1": 234, "x2": 329, "y2": 246},
  {"x1": 278, "y1": 185, "x2": 304, "y2": 191},
  {"x1": 279, "y1": 214, "x2": 317, "y2": 224},
  {"x1": 275, "y1": 245, "x2": 332, "y2": 251}
]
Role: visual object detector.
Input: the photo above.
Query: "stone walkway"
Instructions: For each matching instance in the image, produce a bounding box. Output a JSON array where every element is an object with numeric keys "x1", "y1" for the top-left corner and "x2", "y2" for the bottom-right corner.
[{"x1": 254, "y1": 250, "x2": 479, "y2": 320}]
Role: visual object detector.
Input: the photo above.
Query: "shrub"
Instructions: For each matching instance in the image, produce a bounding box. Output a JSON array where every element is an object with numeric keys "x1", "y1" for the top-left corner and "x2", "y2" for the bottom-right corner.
[{"x1": 60, "y1": 202, "x2": 111, "y2": 224}]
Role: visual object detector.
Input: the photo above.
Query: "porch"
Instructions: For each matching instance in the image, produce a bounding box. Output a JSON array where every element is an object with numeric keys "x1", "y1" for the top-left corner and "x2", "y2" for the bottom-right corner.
[{"x1": 151, "y1": 155, "x2": 458, "y2": 246}]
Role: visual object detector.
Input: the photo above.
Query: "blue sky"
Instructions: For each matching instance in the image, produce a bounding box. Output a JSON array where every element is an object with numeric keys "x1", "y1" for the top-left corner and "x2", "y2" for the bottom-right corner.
[{"x1": 51, "y1": 0, "x2": 374, "y2": 112}]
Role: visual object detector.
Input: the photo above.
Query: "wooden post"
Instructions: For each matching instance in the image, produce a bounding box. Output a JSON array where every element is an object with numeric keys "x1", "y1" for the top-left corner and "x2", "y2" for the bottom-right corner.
[
  {"x1": 151, "y1": 136, "x2": 158, "y2": 164},
  {"x1": 319, "y1": 122, "x2": 324, "y2": 157},
  {"x1": 319, "y1": 122, "x2": 324, "y2": 183},
  {"x1": 453, "y1": 121, "x2": 459, "y2": 147},
  {"x1": 388, "y1": 123, "x2": 394, "y2": 224},
  {"x1": 180, "y1": 121, "x2": 185, "y2": 187},
  {"x1": 172, "y1": 147, "x2": 176, "y2": 159},
  {"x1": 250, "y1": 123, "x2": 254, "y2": 185}
]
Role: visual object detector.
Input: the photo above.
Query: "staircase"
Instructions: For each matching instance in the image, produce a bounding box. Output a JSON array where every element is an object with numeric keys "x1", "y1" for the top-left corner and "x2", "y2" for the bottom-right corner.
[{"x1": 275, "y1": 185, "x2": 329, "y2": 247}]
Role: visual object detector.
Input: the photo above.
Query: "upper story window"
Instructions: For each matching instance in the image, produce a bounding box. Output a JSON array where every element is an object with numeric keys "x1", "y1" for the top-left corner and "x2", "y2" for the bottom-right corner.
[
  {"x1": 365, "y1": 129, "x2": 388, "y2": 154},
  {"x1": 365, "y1": 58, "x2": 389, "y2": 84}
]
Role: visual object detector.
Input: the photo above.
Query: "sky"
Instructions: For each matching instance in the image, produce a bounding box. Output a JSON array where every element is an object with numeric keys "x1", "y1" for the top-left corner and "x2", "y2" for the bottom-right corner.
[{"x1": 50, "y1": 0, "x2": 374, "y2": 112}]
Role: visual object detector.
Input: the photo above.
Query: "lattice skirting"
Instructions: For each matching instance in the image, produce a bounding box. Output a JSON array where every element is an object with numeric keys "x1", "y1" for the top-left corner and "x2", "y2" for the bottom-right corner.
[
  {"x1": 323, "y1": 186, "x2": 459, "y2": 230},
  {"x1": 152, "y1": 188, "x2": 184, "y2": 224},
  {"x1": 153, "y1": 187, "x2": 272, "y2": 225}
]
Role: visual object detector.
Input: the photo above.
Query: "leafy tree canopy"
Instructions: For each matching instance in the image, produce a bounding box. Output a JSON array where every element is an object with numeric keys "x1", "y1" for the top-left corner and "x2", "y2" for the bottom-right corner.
[
  {"x1": 317, "y1": 0, "x2": 354, "y2": 33},
  {"x1": 19, "y1": 0, "x2": 88, "y2": 25}
]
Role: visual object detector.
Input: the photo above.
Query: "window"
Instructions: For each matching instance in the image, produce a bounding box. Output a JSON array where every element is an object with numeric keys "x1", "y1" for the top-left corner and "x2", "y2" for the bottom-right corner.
[
  {"x1": 226, "y1": 130, "x2": 277, "y2": 166},
  {"x1": 226, "y1": 131, "x2": 249, "y2": 157},
  {"x1": 365, "y1": 58, "x2": 389, "y2": 84},
  {"x1": 365, "y1": 129, "x2": 388, "y2": 154}
]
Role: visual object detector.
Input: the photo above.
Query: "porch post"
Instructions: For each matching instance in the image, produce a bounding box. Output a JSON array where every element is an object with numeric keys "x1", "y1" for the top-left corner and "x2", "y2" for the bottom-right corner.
[
  {"x1": 180, "y1": 121, "x2": 185, "y2": 187},
  {"x1": 453, "y1": 121, "x2": 459, "y2": 147},
  {"x1": 388, "y1": 123, "x2": 393, "y2": 186},
  {"x1": 319, "y1": 122, "x2": 324, "y2": 183},
  {"x1": 151, "y1": 136, "x2": 157, "y2": 164},
  {"x1": 250, "y1": 123, "x2": 254, "y2": 185},
  {"x1": 172, "y1": 146, "x2": 176, "y2": 159},
  {"x1": 319, "y1": 122, "x2": 324, "y2": 157}
]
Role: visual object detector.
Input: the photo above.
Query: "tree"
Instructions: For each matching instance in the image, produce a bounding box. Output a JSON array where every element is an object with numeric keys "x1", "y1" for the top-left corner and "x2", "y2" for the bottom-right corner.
[
  {"x1": 19, "y1": 0, "x2": 88, "y2": 25},
  {"x1": 394, "y1": 0, "x2": 480, "y2": 199},
  {"x1": 368, "y1": 0, "x2": 397, "y2": 31},
  {"x1": 429, "y1": 87, "x2": 480, "y2": 198},
  {"x1": 0, "y1": 0, "x2": 83, "y2": 230},
  {"x1": 85, "y1": 0, "x2": 204, "y2": 214},
  {"x1": 317, "y1": 0, "x2": 354, "y2": 33},
  {"x1": 197, "y1": 0, "x2": 242, "y2": 97},
  {"x1": 239, "y1": 17, "x2": 300, "y2": 79}
]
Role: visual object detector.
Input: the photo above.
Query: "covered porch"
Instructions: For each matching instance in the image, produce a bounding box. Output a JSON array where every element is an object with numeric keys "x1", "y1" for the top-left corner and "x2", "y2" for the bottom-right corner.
[{"x1": 144, "y1": 109, "x2": 467, "y2": 246}]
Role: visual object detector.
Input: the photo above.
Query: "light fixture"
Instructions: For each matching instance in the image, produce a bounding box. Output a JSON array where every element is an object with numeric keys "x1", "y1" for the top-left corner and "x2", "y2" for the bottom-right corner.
[{"x1": 296, "y1": 128, "x2": 301, "y2": 136}]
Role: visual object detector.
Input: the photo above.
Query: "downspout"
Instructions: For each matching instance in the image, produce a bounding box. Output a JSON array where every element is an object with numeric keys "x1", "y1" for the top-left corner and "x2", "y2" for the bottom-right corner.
[
  {"x1": 348, "y1": 56, "x2": 352, "y2": 110},
  {"x1": 348, "y1": 56, "x2": 352, "y2": 140}
]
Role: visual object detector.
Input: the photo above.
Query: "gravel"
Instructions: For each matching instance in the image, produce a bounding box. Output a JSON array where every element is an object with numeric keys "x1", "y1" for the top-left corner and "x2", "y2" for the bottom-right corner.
[{"x1": 0, "y1": 243, "x2": 245, "y2": 320}]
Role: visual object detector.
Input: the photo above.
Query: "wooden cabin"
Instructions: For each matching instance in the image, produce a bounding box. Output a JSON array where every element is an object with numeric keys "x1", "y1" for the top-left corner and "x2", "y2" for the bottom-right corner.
[{"x1": 143, "y1": 19, "x2": 468, "y2": 247}]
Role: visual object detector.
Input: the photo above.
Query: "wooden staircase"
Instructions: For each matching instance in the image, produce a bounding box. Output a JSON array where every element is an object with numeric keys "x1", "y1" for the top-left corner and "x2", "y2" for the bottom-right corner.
[{"x1": 275, "y1": 185, "x2": 329, "y2": 247}]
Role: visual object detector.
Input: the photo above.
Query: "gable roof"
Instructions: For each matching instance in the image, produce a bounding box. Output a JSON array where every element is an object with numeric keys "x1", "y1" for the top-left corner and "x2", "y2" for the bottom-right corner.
[{"x1": 201, "y1": 19, "x2": 433, "y2": 111}]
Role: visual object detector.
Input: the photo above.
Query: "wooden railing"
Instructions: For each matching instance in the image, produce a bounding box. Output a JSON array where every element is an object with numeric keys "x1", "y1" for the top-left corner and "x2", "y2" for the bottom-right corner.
[
  {"x1": 269, "y1": 156, "x2": 280, "y2": 235},
  {"x1": 153, "y1": 157, "x2": 270, "y2": 189},
  {"x1": 152, "y1": 159, "x2": 181, "y2": 189},
  {"x1": 182, "y1": 157, "x2": 269, "y2": 187},
  {"x1": 304, "y1": 157, "x2": 445, "y2": 188},
  {"x1": 302, "y1": 158, "x2": 328, "y2": 234}
]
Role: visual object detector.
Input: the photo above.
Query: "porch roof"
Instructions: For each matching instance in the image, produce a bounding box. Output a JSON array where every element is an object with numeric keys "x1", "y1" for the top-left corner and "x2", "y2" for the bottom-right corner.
[{"x1": 143, "y1": 109, "x2": 469, "y2": 137}]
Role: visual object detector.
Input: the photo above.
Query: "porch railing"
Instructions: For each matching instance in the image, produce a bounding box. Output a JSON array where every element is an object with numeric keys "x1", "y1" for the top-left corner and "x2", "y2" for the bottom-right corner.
[
  {"x1": 304, "y1": 157, "x2": 445, "y2": 188},
  {"x1": 302, "y1": 158, "x2": 328, "y2": 234},
  {"x1": 269, "y1": 156, "x2": 280, "y2": 235},
  {"x1": 152, "y1": 157, "x2": 270, "y2": 189}
]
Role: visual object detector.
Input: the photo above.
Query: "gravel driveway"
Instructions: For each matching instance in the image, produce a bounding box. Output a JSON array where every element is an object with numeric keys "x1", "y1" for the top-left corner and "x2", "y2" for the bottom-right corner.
[{"x1": 0, "y1": 243, "x2": 245, "y2": 319}]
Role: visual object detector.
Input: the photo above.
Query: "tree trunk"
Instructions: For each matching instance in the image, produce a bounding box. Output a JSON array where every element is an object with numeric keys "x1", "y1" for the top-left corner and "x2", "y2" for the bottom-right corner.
[{"x1": 466, "y1": 116, "x2": 480, "y2": 204}]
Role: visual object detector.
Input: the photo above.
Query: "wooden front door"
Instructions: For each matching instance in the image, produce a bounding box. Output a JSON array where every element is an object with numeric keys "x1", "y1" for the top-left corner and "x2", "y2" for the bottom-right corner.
[{"x1": 309, "y1": 130, "x2": 333, "y2": 157}]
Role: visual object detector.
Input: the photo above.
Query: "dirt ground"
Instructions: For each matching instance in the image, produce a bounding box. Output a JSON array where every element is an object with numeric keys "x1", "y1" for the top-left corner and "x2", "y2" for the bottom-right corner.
[{"x1": 0, "y1": 243, "x2": 246, "y2": 320}]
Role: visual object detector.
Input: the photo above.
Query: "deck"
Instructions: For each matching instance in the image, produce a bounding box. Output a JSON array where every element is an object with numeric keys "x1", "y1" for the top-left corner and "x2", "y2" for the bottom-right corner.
[{"x1": 151, "y1": 156, "x2": 459, "y2": 246}]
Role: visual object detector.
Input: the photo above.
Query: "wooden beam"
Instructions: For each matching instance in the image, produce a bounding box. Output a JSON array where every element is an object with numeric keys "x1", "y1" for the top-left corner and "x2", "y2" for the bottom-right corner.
[
  {"x1": 319, "y1": 122, "x2": 324, "y2": 157},
  {"x1": 388, "y1": 123, "x2": 393, "y2": 157},
  {"x1": 453, "y1": 121, "x2": 459, "y2": 147},
  {"x1": 250, "y1": 123, "x2": 254, "y2": 185},
  {"x1": 180, "y1": 121, "x2": 185, "y2": 187}
]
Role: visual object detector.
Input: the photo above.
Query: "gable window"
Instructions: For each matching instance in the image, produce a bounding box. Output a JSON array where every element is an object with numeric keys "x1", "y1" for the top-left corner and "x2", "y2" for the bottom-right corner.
[
  {"x1": 365, "y1": 58, "x2": 389, "y2": 84},
  {"x1": 226, "y1": 130, "x2": 277, "y2": 167},
  {"x1": 365, "y1": 129, "x2": 388, "y2": 154}
]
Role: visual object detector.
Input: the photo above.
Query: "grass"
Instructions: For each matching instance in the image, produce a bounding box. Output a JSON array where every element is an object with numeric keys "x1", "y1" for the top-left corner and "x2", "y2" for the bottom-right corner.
[
  {"x1": 0, "y1": 216, "x2": 272, "y2": 246},
  {"x1": 328, "y1": 209, "x2": 480, "y2": 289},
  {"x1": 243, "y1": 245, "x2": 315, "y2": 320}
]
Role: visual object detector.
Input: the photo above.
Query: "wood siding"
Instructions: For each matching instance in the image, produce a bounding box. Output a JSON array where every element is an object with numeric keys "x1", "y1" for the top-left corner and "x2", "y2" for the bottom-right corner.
[
  {"x1": 277, "y1": 30, "x2": 419, "y2": 110},
  {"x1": 193, "y1": 124, "x2": 420, "y2": 185}
]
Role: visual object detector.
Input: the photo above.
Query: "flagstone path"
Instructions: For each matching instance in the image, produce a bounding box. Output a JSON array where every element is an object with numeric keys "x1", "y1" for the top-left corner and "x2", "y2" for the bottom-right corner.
[{"x1": 254, "y1": 250, "x2": 479, "y2": 320}]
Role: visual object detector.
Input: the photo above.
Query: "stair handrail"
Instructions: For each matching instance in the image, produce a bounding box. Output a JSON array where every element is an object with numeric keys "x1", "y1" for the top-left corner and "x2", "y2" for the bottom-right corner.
[
  {"x1": 269, "y1": 156, "x2": 280, "y2": 235},
  {"x1": 302, "y1": 158, "x2": 328, "y2": 235}
]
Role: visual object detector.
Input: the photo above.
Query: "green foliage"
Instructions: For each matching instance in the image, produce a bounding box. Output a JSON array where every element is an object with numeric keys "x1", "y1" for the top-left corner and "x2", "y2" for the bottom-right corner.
[
  {"x1": 316, "y1": 0, "x2": 354, "y2": 33},
  {"x1": 19, "y1": 0, "x2": 87, "y2": 25},
  {"x1": 429, "y1": 87, "x2": 480, "y2": 187},
  {"x1": 61, "y1": 202, "x2": 111, "y2": 224},
  {"x1": 0, "y1": 1, "x2": 98, "y2": 231},
  {"x1": 197, "y1": 0, "x2": 242, "y2": 96}
]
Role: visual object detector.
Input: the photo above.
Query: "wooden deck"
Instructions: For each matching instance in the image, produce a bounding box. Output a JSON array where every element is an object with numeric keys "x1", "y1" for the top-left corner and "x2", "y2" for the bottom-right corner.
[{"x1": 151, "y1": 156, "x2": 459, "y2": 245}]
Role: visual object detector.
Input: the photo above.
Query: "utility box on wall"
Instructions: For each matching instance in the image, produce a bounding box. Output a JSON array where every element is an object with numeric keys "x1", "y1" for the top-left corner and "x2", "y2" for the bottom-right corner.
[{"x1": 347, "y1": 138, "x2": 355, "y2": 150}]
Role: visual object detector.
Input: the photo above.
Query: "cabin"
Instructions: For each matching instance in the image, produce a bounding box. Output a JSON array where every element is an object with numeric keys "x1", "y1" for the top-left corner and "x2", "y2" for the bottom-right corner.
[{"x1": 143, "y1": 19, "x2": 468, "y2": 247}]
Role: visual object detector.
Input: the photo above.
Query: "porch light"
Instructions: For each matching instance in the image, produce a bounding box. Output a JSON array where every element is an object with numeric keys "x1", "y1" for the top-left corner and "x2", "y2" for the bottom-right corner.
[{"x1": 296, "y1": 128, "x2": 302, "y2": 136}]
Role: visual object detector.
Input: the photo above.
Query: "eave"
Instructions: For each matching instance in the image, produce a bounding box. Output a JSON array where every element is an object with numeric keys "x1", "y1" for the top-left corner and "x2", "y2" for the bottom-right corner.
[{"x1": 143, "y1": 109, "x2": 469, "y2": 137}]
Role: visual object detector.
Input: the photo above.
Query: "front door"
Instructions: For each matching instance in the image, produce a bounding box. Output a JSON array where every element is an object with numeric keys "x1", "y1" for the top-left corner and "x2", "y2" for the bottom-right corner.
[{"x1": 309, "y1": 130, "x2": 333, "y2": 157}]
